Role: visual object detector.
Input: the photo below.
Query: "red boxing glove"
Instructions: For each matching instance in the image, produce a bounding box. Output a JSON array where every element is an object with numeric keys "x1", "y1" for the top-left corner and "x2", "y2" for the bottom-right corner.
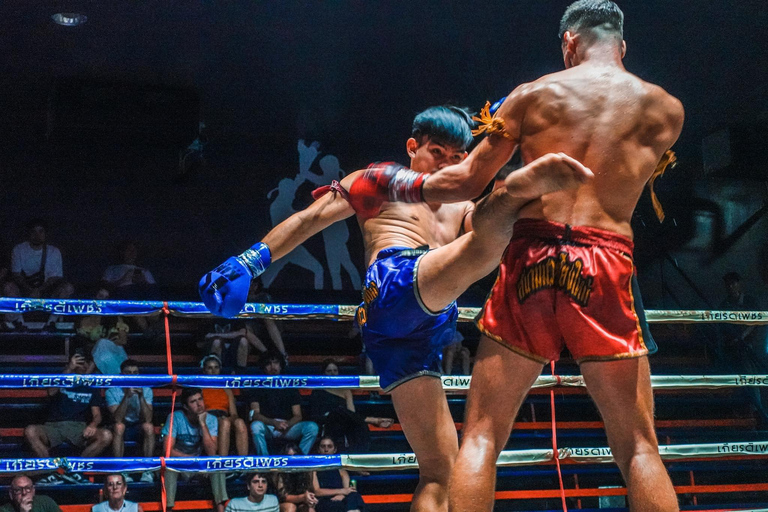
[{"x1": 348, "y1": 162, "x2": 428, "y2": 218}]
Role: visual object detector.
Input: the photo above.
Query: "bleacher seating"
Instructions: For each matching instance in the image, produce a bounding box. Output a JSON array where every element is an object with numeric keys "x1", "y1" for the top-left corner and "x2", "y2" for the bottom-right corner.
[{"x1": 0, "y1": 317, "x2": 767, "y2": 512}]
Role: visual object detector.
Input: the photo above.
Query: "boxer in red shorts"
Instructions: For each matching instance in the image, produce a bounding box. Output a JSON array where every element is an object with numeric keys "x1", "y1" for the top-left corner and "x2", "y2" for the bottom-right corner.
[
  {"x1": 350, "y1": 1, "x2": 684, "y2": 510},
  {"x1": 478, "y1": 218, "x2": 656, "y2": 364}
]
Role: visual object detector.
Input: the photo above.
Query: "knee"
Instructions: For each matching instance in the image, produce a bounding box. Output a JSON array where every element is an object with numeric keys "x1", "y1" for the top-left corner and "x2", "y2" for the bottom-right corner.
[
  {"x1": 219, "y1": 417, "x2": 231, "y2": 430},
  {"x1": 238, "y1": 337, "x2": 248, "y2": 349},
  {"x1": 113, "y1": 422, "x2": 126, "y2": 436},
  {"x1": 250, "y1": 421, "x2": 266, "y2": 436},
  {"x1": 24, "y1": 425, "x2": 40, "y2": 442},
  {"x1": 210, "y1": 338, "x2": 222, "y2": 351},
  {"x1": 304, "y1": 422, "x2": 319, "y2": 437},
  {"x1": 141, "y1": 423, "x2": 155, "y2": 437},
  {"x1": 280, "y1": 504, "x2": 297, "y2": 512},
  {"x1": 234, "y1": 419, "x2": 247, "y2": 434},
  {"x1": 99, "y1": 429, "x2": 113, "y2": 444}
]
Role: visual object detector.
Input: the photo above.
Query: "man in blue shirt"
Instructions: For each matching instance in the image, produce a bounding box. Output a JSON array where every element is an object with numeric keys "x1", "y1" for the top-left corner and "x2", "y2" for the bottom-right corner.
[{"x1": 162, "y1": 388, "x2": 228, "y2": 512}]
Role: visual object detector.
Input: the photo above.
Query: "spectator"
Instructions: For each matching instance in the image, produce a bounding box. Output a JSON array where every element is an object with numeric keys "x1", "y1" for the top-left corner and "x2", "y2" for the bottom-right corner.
[
  {"x1": 4, "y1": 218, "x2": 74, "y2": 331},
  {"x1": 200, "y1": 354, "x2": 249, "y2": 456},
  {"x1": 309, "y1": 360, "x2": 392, "y2": 453},
  {"x1": 718, "y1": 271, "x2": 768, "y2": 424},
  {"x1": 162, "y1": 387, "x2": 228, "y2": 512},
  {"x1": 312, "y1": 437, "x2": 365, "y2": 512},
  {"x1": 102, "y1": 242, "x2": 159, "y2": 300},
  {"x1": 442, "y1": 331, "x2": 471, "y2": 376},
  {"x1": 205, "y1": 320, "x2": 258, "y2": 373},
  {"x1": 106, "y1": 359, "x2": 155, "y2": 483},
  {"x1": 272, "y1": 443, "x2": 317, "y2": 512},
  {"x1": 91, "y1": 474, "x2": 142, "y2": 512},
  {"x1": 25, "y1": 352, "x2": 112, "y2": 485},
  {"x1": 92, "y1": 317, "x2": 130, "y2": 376},
  {"x1": 75, "y1": 289, "x2": 110, "y2": 344},
  {"x1": 1, "y1": 475, "x2": 61, "y2": 512},
  {"x1": 224, "y1": 473, "x2": 279, "y2": 512},
  {"x1": 245, "y1": 279, "x2": 288, "y2": 362},
  {"x1": 101, "y1": 241, "x2": 160, "y2": 334},
  {"x1": 248, "y1": 352, "x2": 318, "y2": 455}
]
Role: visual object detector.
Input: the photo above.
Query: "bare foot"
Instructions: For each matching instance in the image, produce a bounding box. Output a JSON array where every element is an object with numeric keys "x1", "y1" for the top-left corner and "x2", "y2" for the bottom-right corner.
[{"x1": 505, "y1": 152, "x2": 593, "y2": 200}]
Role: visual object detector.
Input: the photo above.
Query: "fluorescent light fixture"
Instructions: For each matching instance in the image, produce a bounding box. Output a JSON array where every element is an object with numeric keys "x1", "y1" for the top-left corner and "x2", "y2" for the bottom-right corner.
[{"x1": 51, "y1": 13, "x2": 87, "y2": 26}]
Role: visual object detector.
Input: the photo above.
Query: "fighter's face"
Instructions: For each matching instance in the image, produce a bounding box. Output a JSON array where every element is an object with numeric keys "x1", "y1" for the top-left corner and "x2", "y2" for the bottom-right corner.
[{"x1": 407, "y1": 137, "x2": 467, "y2": 174}]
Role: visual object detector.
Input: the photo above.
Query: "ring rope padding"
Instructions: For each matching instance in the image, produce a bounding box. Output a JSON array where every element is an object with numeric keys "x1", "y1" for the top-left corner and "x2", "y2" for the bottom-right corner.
[
  {"x1": 0, "y1": 374, "x2": 765, "y2": 390},
  {"x1": 1, "y1": 298, "x2": 768, "y2": 324},
  {"x1": 2, "y1": 439, "x2": 767, "y2": 474}
]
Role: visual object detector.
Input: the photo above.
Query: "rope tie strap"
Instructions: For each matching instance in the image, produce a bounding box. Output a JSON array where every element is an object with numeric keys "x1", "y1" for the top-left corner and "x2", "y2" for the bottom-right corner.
[
  {"x1": 471, "y1": 101, "x2": 514, "y2": 139},
  {"x1": 647, "y1": 150, "x2": 677, "y2": 222}
]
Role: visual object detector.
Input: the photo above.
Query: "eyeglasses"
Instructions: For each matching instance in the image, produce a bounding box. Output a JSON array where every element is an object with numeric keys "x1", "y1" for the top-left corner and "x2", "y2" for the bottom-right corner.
[
  {"x1": 106, "y1": 482, "x2": 125, "y2": 488},
  {"x1": 11, "y1": 487, "x2": 34, "y2": 495}
]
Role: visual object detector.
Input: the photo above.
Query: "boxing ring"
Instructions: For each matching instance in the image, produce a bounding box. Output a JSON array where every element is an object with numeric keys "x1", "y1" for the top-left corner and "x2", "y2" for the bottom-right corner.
[{"x1": 1, "y1": 297, "x2": 767, "y2": 511}]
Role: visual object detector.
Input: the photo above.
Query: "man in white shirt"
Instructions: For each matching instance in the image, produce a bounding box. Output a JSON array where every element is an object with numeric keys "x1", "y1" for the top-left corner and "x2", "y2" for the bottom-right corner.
[
  {"x1": 224, "y1": 474, "x2": 279, "y2": 512},
  {"x1": 3, "y1": 218, "x2": 74, "y2": 330},
  {"x1": 91, "y1": 474, "x2": 142, "y2": 512}
]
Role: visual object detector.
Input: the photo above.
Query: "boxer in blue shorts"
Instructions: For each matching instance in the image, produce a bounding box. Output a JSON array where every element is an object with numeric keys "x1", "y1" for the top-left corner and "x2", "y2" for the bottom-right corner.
[
  {"x1": 358, "y1": 246, "x2": 458, "y2": 392},
  {"x1": 199, "y1": 106, "x2": 591, "y2": 511}
]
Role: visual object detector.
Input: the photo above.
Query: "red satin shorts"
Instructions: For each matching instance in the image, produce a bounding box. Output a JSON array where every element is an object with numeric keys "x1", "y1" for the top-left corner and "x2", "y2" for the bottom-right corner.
[{"x1": 476, "y1": 219, "x2": 656, "y2": 364}]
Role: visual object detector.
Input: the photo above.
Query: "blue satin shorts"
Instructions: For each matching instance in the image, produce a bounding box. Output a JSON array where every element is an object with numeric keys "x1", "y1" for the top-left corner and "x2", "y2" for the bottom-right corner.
[{"x1": 356, "y1": 247, "x2": 458, "y2": 392}]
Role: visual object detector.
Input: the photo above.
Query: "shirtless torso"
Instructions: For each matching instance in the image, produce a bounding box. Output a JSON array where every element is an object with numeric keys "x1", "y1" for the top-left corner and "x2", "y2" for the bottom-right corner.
[
  {"x1": 360, "y1": 199, "x2": 471, "y2": 266},
  {"x1": 423, "y1": 63, "x2": 684, "y2": 239}
]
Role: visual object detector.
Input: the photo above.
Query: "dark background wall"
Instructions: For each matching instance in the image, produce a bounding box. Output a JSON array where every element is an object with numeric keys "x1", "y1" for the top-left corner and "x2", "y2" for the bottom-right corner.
[{"x1": 0, "y1": 1, "x2": 766, "y2": 304}]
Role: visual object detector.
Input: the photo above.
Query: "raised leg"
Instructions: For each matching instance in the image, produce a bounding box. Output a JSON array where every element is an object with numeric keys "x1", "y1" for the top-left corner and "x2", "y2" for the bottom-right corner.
[
  {"x1": 581, "y1": 357, "x2": 679, "y2": 512},
  {"x1": 390, "y1": 376, "x2": 458, "y2": 512},
  {"x1": 449, "y1": 337, "x2": 543, "y2": 512}
]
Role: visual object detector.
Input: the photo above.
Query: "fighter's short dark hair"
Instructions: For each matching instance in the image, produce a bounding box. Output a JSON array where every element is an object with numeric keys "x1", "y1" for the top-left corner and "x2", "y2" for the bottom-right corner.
[
  {"x1": 412, "y1": 106, "x2": 474, "y2": 151},
  {"x1": 559, "y1": 0, "x2": 624, "y2": 41}
]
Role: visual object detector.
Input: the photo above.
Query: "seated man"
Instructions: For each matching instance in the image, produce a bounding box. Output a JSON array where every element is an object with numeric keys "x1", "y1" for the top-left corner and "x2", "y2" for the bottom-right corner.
[
  {"x1": 162, "y1": 387, "x2": 228, "y2": 512},
  {"x1": 91, "y1": 474, "x2": 142, "y2": 512},
  {"x1": 1, "y1": 475, "x2": 61, "y2": 512},
  {"x1": 225, "y1": 473, "x2": 279, "y2": 512},
  {"x1": 4, "y1": 218, "x2": 74, "y2": 330},
  {"x1": 247, "y1": 352, "x2": 318, "y2": 455},
  {"x1": 25, "y1": 352, "x2": 112, "y2": 485},
  {"x1": 106, "y1": 359, "x2": 155, "y2": 483}
]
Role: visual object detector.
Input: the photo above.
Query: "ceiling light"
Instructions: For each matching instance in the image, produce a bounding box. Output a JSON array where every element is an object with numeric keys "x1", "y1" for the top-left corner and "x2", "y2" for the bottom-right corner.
[{"x1": 51, "y1": 13, "x2": 87, "y2": 27}]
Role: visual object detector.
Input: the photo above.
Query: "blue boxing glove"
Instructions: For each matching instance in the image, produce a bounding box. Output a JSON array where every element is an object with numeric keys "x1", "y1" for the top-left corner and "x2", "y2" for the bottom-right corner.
[{"x1": 199, "y1": 242, "x2": 272, "y2": 318}]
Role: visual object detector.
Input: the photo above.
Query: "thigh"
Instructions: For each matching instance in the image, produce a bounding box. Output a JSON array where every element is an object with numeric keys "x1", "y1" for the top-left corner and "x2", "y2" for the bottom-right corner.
[
  {"x1": 417, "y1": 232, "x2": 507, "y2": 313},
  {"x1": 390, "y1": 376, "x2": 457, "y2": 480},
  {"x1": 463, "y1": 336, "x2": 543, "y2": 449},
  {"x1": 61, "y1": 421, "x2": 88, "y2": 447}
]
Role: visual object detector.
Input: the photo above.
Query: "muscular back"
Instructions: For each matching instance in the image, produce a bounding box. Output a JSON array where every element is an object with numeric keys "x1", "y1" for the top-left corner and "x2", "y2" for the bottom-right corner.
[{"x1": 512, "y1": 64, "x2": 683, "y2": 237}]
